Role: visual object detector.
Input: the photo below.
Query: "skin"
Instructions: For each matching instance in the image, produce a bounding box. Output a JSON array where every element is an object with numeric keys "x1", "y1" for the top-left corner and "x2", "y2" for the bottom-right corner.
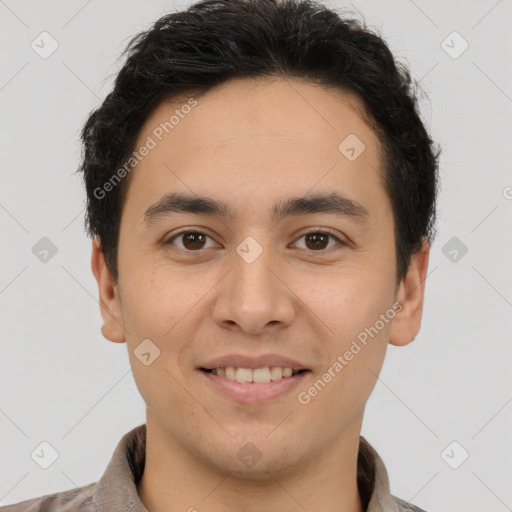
[{"x1": 91, "y1": 76, "x2": 430, "y2": 512}]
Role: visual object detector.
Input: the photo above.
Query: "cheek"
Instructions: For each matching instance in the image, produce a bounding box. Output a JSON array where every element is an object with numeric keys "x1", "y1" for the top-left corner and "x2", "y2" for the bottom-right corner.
[
  {"x1": 121, "y1": 263, "x2": 202, "y2": 336},
  {"x1": 119, "y1": 278, "x2": 191, "y2": 404},
  {"x1": 304, "y1": 269, "x2": 394, "y2": 401},
  {"x1": 301, "y1": 265, "x2": 392, "y2": 338},
  {"x1": 301, "y1": 308, "x2": 390, "y2": 430},
  {"x1": 121, "y1": 275, "x2": 197, "y2": 416}
]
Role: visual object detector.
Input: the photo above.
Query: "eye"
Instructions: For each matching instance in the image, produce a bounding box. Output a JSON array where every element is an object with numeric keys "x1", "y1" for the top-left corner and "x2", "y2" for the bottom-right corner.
[
  {"x1": 165, "y1": 230, "x2": 218, "y2": 251},
  {"x1": 164, "y1": 228, "x2": 346, "y2": 253},
  {"x1": 292, "y1": 229, "x2": 346, "y2": 252}
]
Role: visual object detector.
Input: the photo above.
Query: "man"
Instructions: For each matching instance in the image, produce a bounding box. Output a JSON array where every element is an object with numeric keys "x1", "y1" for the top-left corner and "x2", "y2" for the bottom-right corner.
[{"x1": 2, "y1": 0, "x2": 439, "y2": 510}]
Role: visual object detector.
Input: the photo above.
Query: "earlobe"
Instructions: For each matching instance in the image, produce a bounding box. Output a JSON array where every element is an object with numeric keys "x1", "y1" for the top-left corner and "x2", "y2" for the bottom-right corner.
[
  {"x1": 91, "y1": 237, "x2": 126, "y2": 343},
  {"x1": 388, "y1": 238, "x2": 430, "y2": 347}
]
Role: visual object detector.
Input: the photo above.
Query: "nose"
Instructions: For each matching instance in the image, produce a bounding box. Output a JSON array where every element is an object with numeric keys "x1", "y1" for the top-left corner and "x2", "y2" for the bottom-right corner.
[{"x1": 211, "y1": 242, "x2": 296, "y2": 335}]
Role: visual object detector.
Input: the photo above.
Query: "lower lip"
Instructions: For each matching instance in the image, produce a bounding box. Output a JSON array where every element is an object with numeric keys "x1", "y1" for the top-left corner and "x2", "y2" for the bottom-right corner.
[{"x1": 199, "y1": 370, "x2": 310, "y2": 404}]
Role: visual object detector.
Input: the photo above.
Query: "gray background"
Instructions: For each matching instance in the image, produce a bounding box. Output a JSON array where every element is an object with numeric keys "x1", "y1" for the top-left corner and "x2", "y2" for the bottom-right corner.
[{"x1": 1, "y1": 1, "x2": 511, "y2": 510}]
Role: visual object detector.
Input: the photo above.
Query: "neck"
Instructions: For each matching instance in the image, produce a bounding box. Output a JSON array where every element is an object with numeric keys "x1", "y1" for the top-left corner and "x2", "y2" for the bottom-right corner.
[{"x1": 137, "y1": 414, "x2": 364, "y2": 512}]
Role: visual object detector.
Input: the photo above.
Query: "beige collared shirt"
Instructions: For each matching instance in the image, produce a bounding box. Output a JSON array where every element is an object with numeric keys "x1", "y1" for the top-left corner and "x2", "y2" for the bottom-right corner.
[{"x1": 1, "y1": 424, "x2": 427, "y2": 511}]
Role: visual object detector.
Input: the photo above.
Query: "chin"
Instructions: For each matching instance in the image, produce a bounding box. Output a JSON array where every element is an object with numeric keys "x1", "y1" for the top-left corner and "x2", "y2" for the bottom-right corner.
[
  {"x1": 199, "y1": 437, "x2": 306, "y2": 482},
  {"x1": 213, "y1": 455, "x2": 303, "y2": 482}
]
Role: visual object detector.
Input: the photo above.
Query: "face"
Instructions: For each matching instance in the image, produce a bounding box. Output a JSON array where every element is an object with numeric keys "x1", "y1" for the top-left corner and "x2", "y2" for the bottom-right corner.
[{"x1": 92, "y1": 77, "x2": 429, "y2": 479}]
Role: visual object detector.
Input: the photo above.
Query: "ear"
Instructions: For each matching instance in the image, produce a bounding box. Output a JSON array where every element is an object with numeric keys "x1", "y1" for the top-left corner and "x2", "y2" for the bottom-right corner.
[
  {"x1": 90, "y1": 236, "x2": 126, "y2": 343},
  {"x1": 389, "y1": 238, "x2": 430, "y2": 347}
]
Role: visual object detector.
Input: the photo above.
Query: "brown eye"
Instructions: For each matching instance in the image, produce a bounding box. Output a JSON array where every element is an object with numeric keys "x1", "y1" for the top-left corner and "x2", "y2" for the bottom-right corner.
[
  {"x1": 165, "y1": 229, "x2": 345, "y2": 253},
  {"x1": 166, "y1": 231, "x2": 216, "y2": 251},
  {"x1": 304, "y1": 232, "x2": 329, "y2": 250},
  {"x1": 293, "y1": 230, "x2": 345, "y2": 252}
]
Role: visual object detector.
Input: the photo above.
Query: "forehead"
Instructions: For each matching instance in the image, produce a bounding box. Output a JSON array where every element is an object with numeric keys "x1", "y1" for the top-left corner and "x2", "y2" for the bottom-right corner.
[
  {"x1": 151, "y1": 77, "x2": 379, "y2": 152},
  {"x1": 123, "y1": 77, "x2": 387, "y2": 220}
]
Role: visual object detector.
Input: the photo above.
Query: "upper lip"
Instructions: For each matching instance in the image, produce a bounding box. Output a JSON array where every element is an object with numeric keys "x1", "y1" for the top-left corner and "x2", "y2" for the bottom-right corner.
[{"x1": 199, "y1": 353, "x2": 310, "y2": 371}]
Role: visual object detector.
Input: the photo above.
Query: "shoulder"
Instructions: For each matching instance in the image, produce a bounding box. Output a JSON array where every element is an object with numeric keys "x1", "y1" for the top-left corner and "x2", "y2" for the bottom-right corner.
[
  {"x1": 1, "y1": 496, "x2": 41, "y2": 512},
  {"x1": 392, "y1": 495, "x2": 429, "y2": 512},
  {"x1": 1, "y1": 482, "x2": 96, "y2": 512}
]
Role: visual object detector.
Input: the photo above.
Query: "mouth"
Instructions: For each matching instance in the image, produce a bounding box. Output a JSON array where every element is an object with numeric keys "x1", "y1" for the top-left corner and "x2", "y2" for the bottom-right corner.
[
  {"x1": 200, "y1": 366, "x2": 309, "y2": 382},
  {"x1": 198, "y1": 366, "x2": 312, "y2": 403}
]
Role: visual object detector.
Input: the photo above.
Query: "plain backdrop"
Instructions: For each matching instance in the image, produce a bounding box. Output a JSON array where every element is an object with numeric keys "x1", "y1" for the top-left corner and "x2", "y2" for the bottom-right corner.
[{"x1": 1, "y1": 1, "x2": 511, "y2": 511}]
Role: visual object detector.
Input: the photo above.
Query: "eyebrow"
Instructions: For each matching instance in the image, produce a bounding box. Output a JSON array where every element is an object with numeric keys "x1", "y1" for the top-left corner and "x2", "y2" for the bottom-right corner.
[{"x1": 143, "y1": 192, "x2": 369, "y2": 225}]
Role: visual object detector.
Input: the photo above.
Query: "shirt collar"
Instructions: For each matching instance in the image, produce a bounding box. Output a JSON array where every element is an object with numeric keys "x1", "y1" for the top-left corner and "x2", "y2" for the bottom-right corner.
[{"x1": 92, "y1": 424, "x2": 400, "y2": 512}]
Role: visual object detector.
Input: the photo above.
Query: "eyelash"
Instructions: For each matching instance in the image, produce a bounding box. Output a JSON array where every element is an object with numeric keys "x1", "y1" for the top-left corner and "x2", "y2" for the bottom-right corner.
[{"x1": 164, "y1": 228, "x2": 347, "y2": 253}]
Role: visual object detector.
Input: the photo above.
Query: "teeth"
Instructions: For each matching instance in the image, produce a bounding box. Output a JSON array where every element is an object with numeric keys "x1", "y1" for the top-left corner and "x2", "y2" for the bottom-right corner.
[
  {"x1": 236, "y1": 367, "x2": 253, "y2": 383},
  {"x1": 212, "y1": 366, "x2": 299, "y2": 383},
  {"x1": 253, "y1": 367, "x2": 271, "y2": 383},
  {"x1": 270, "y1": 367, "x2": 283, "y2": 380}
]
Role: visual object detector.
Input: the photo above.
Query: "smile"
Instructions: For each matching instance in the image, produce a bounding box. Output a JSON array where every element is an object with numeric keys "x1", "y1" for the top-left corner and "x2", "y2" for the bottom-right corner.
[{"x1": 199, "y1": 367, "x2": 311, "y2": 404}]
